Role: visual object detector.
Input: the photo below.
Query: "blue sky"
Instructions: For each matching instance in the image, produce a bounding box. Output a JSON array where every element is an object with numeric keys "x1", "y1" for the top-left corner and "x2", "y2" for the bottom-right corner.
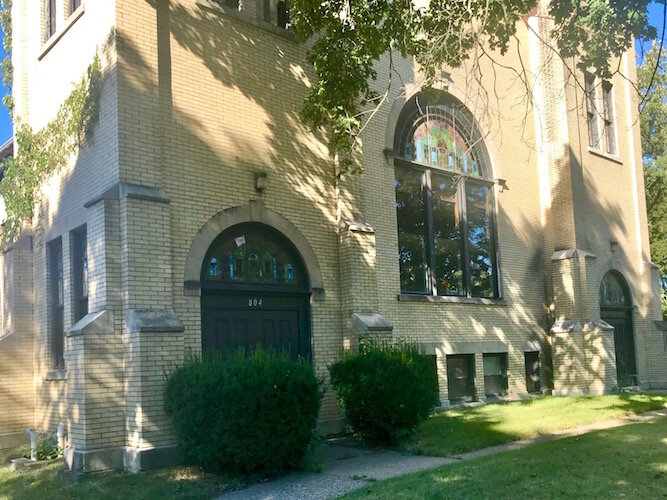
[{"x1": 0, "y1": 3, "x2": 664, "y2": 145}]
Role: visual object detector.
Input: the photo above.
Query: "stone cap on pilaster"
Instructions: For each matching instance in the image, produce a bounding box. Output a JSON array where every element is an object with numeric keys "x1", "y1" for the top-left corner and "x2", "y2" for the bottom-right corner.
[
  {"x1": 551, "y1": 248, "x2": 597, "y2": 261},
  {"x1": 339, "y1": 219, "x2": 375, "y2": 234},
  {"x1": 125, "y1": 309, "x2": 184, "y2": 334},
  {"x1": 84, "y1": 182, "x2": 170, "y2": 208},
  {"x1": 351, "y1": 312, "x2": 392, "y2": 333},
  {"x1": 67, "y1": 310, "x2": 115, "y2": 337},
  {"x1": 3, "y1": 231, "x2": 32, "y2": 254}
]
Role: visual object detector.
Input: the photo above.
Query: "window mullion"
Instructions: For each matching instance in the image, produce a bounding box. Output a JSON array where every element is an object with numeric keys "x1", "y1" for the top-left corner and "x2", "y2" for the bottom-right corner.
[
  {"x1": 460, "y1": 177, "x2": 472, "y2": 298},
  {"x1": 424, "y1": 169, "x2": 437, "y2": 295}
]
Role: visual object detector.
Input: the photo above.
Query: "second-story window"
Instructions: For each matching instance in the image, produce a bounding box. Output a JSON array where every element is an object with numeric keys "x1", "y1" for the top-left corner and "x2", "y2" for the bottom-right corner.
[
  {"x1": 602, "y1": 82, "x2": 617, "y2": 156},
  {"x1": 69, "y1": 0, "x2": 82, "y2": 16},
  {"x1": 585, "y1": 72, "x2": 600, "y2": 149},
  {"x1": 259, "y1": 0, "x2": 290, "y2": 29},
  {"x1": 43, "y1": 0, "x2": 57, "y2": 43},
  {"x1": 72, "y1": 226, "x2": 88, "y2": 323}
]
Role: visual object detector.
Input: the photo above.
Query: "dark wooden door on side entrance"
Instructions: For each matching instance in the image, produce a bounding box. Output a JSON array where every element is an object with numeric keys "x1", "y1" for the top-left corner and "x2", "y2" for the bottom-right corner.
[
  {"x1": 599, "y1": 271, "x2": 637, "y2": 387},
  {"x1": 601, "y1": 307, "x2": 637, "y2": 386}
]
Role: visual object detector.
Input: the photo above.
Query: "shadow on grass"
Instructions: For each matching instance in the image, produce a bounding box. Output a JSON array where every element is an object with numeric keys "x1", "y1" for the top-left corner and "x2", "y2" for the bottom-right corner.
[
  {"x1": 401, "y1": 393, "x2": 667, "y2": 457},
  {"x1": 348, "y1": 418, "x2": 667, "y2": 499},
  {"x1": 0, "y1": 454, "x2": 250, "y2": 500}
]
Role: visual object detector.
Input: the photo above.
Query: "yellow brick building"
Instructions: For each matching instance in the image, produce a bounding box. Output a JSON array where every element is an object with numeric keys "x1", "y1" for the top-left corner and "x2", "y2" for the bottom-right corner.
[{"x1": 0, "y1": 0, "x2": 665, "y2": 471}]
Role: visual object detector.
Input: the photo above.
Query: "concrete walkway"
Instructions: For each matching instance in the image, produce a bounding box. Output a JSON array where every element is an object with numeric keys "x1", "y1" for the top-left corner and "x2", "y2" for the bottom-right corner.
[{"x1": 220, "y1": 408, "x2": 667, "y2": 500}]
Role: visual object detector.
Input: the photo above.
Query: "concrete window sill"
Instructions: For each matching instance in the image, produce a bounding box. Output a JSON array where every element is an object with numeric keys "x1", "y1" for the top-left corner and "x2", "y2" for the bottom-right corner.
[
  {"x1": 38, "y1": 4, "x2": 86, "y2": 61},
  {"x1": 588, "y1": 147, "x2": 623, "y2": 165},
  {"x1": 45, "y1": 369, "x2": 67, "y2": 381},
  {"x1": 398, "y1": 294, "x2": 507, "y2": 306},
  {"x1": 195, "y1": 0, "x2": 297, "y2": 42}
]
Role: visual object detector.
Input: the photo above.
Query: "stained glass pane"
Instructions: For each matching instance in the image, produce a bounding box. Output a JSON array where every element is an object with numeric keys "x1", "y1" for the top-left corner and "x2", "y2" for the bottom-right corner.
[
  {"x1": 431, "y1": 172, "x2": 464, "y2": 296},
  {"x1": 203, "y1": 224, "x2": 306, "y2": 287},
  {"x1": 395, "y1": 164, "x2": 428, "y2": 293},
  {"x1": 399, "y1": 101, "x2": 486, "y2": 178},
  {"x1": 466, "y1": 182, "x2": 496, "y2": 298},
  {"x1": 600, "y1": 272, "x2": 629, "y2": 308}
]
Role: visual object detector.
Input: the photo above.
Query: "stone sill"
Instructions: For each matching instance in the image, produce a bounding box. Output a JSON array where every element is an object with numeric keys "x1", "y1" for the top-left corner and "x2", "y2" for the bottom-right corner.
[
  {"x1": 398, "y1": 294, "x2": 506, "y2": 306},
  {"x1": 38, "y1": 4, "x2": 86, "y2": 61},
  {"x1": 45, "y1": 369, "x2": 67, "y2": 381},
  {"x1": 588, "y1": 147, "x2": 623, "y2": 165},
  {"x1": 195, "y1": 0, "x2": 297, "y2": 42}
]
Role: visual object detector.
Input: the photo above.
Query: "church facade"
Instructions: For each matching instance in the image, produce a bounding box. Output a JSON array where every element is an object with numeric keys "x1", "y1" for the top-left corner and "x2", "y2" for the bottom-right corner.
[{"x1": 0, "y1": 0, "x2": 665, "y2": 472}]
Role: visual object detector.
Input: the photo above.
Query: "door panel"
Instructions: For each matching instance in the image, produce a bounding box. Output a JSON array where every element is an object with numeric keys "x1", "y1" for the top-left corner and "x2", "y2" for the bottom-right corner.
[
  {"x1": 202, "y1": 291, "x2": 310, "y2": 359},
  {"x1": 601, "y1": 308, "x2": 637, "y2": 386}
]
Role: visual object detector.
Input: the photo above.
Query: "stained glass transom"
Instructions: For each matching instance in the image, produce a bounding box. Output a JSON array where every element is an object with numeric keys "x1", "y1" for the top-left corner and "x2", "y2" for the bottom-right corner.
[
  {"x1": 395, "y1": 96, "x2": 487, "y2": 177},
  {"x1": 202, "y1": 224, "x2": 307, "y2": 288},
  {"x1": 599, "y1": 272, "x2": 630, "y2": 308}
]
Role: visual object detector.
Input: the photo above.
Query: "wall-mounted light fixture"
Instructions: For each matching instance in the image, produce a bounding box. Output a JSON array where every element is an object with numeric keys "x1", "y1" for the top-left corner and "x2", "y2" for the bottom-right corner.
[
  {"x1": 494, "y1": 178, "x2": 508, "y2": 193},
  {"x1": 255, "y1": 172, "x2": 267, "y2": 193}
]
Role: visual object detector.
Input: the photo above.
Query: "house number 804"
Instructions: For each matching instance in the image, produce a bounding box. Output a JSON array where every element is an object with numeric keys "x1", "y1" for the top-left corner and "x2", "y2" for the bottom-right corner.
[{"x1": 248, "y1": 298, "x2": 263, "y2": 307}]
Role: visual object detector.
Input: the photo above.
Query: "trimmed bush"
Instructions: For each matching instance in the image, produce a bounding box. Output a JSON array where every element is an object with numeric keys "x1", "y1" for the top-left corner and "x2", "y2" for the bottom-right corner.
[
  {"x1": 329, "y1": 340, "x2": 438, "y2": 444},
  {"x1": 164, "y1": 350, "x2": 323, "y2": 475}
]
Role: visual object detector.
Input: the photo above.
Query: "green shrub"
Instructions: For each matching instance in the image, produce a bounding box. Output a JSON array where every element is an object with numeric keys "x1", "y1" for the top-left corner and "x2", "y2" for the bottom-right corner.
[
  {"x1": 164, "y1": 349, "x2": 323, "y2": 475},
  {"x1": 329, "y1": 339, "x2": 438, "y2": 444},
  {"x1": 18, "y1": 433, "x2": 62, "y2": 461}
]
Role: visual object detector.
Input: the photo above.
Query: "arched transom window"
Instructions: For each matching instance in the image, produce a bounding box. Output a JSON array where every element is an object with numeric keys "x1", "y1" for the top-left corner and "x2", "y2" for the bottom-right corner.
[
  {"x1": 394, "y1": 93, "x2": 499, "y2": 299},
  {"x1": 202, "y1": 223, "x2": 308, "y2": 290},
  {"x1": 599, "y1": 271, "x2": 630, "y2": 309}
]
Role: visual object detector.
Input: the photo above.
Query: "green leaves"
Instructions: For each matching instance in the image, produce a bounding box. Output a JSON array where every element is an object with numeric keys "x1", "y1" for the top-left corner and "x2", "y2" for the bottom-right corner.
[
  {"x1": 289, "y1": 0, "x2": 659, "y2": 172},
  {"x1": 639, "y1": 42, "x2": 667, "y2": 317},
  {"x1": 0, "y1": 55, "x2": 102, "y2": 245}
]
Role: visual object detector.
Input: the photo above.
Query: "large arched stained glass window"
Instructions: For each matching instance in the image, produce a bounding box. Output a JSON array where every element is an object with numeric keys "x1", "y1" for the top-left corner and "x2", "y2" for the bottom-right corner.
[{"x1": 394, "y1": 93, "x2": 499, "y2": 299}]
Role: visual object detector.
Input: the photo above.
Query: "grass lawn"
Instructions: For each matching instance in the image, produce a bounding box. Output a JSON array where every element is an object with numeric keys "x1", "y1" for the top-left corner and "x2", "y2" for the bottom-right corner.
[
  {"x1": 402, "y1": 393, "x2": 667, "y2": 457},
  {"x1": 346, "y1": 417, "x2": 667, "y2": 499},
  {"x1": 0, "y1": 451, "x2": 249, "y2": 500}
]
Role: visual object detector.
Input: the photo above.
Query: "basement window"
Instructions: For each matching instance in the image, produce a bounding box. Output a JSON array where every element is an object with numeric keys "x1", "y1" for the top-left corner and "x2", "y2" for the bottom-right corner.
[
  {"x1": 525, "y1": 351, "x2": 541, "y2": 394},
  {"x1": 447, "y1": 354, "x2": 475, "y2": 402},
  {"x1": 483, "y1": 353, "x2": 508, "y2": 397}
]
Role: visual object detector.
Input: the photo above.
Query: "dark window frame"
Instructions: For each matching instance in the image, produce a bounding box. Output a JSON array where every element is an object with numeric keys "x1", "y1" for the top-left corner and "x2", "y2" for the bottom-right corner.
[
  {"x1": 69, "y1": 0, "x2": 82, "y2": 17},
  {"x1": 601, "y1": 82, "x2": 617, "y2": 156},
  {"x1": 524, "y1": 351, "x2": 541, "y2": 394},
  {"x1": 483, "y1": 352, "x2": 508, "y2": 397},
  {"x1": 446, "y1": 354, "x2": 476, "y2": 402},
  {"x1": 48, "y1": 237, "x2": 65, "y2": 370},
  {"x1": 395, "y1": 157, "x2": 500, "y2": 299},
  {"x1": 585, "y1": 72, "x2": 601, "y2": 149},
  {"x1": 44, "y1": 0, "x2": 57, "y2": 43},
  {"x1": 71, "y1": 226, "x2": 88, "y2": 323}
]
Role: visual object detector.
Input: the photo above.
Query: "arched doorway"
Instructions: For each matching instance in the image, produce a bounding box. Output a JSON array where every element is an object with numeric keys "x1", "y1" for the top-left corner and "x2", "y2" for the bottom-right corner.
[
  {"x1": 599, "y1": 271, "x2": 637, "y2": 387},
  {"x1": 200, "y1": 222, "x2": 311, "y2": 359}
]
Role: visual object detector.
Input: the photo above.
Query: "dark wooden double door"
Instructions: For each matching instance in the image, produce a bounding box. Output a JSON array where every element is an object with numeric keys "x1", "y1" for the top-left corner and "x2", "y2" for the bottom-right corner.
[
  {"x1": 601, "y1": 307, "x2": 637, "y2": 387},
  {"x1": 202, "y1": 290, "x2": 311, "y2": 360}
]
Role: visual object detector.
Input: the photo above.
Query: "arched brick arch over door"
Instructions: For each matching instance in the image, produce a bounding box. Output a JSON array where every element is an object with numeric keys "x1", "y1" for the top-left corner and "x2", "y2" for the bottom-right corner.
[{"x1": 183, "y1": 202, "x2": 324, "y2": 359}]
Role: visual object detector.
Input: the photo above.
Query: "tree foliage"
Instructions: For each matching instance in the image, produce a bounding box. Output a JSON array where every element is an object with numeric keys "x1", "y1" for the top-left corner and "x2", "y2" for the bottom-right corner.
[
  {"x1": 0, "y1": 0, "x2": 12, "y2": 113},
  {"x1": 638, "y1": 42, "x2": 667, "y2": 317},
  {"x1": 289, "y1": 0, "x2": 662, "y2": 172},
  {"x1": 0, "y1": 55, "x2": 102, "y2": 244}
]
